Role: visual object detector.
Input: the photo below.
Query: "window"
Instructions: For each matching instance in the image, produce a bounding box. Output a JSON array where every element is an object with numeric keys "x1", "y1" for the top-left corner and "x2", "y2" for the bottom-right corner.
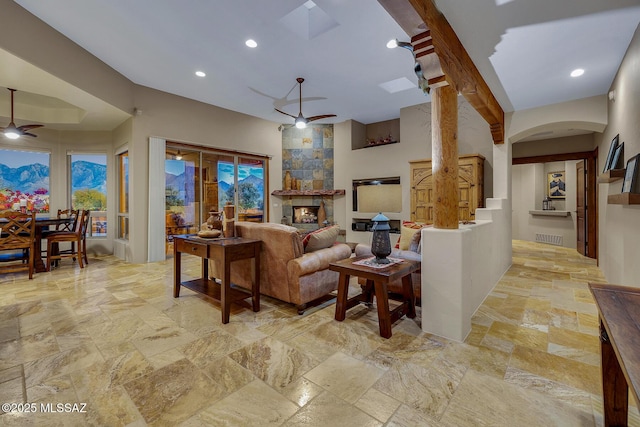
[
  {"x1": 117, "y1": 151, "x2": 129, "y2": 240},
  {"x1": 0, "y1": 148, "x2": 50, "y2": 213},
  {"x1": 69, "y1": 154, "x2": 107, "y2": 237}
]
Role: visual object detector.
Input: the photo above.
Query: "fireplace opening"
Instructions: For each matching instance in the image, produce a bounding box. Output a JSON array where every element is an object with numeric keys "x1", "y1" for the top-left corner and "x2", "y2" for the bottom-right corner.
[{"x1": 293, "y1": 206, "x2": 319, "y2": 224}]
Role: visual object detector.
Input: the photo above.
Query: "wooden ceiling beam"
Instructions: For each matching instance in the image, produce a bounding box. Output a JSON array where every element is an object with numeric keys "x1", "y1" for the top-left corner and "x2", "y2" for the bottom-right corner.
[{"x1": 378, "y1": 0, "x2": 505, "y2": 144}]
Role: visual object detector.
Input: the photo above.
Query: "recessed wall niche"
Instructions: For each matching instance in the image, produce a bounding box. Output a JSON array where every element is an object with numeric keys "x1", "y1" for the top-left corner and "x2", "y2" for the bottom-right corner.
[{"x1": 351, "y1": 118, "x2": 400, "y2": 150}]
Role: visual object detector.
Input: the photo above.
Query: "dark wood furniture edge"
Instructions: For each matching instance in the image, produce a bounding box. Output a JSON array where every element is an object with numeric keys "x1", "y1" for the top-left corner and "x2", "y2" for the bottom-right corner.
[
  {"x1": 512, "y1": 150, "x2": 597, "y2": 165},
  {"x1": 589, "y1": 282, "x2": 640, "y2": 426},
  {"x1": 180, "y1": 278, "x2": 253, "y2": 308}
]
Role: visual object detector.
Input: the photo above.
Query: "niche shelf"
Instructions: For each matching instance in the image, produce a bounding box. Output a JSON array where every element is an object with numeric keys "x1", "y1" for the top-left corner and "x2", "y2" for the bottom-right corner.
[
  {"x1": 598, "y1": 168, "x2": 625, "y2": 183},
  {"x1": 607, "y1": 193, "x2": 640, "y2": 205}
]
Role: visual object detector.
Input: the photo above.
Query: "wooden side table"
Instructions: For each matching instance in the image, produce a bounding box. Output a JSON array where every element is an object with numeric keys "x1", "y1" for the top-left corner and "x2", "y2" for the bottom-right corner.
[
  {"x1": 174, "y1": 236, "x2": 261, "y2": 324},
  {"x1": 330, "y1": 256, "x2": 419, "y2": 338},
  {"x1": 589, "y1": 283, "x2": 640, "y2": 426}
]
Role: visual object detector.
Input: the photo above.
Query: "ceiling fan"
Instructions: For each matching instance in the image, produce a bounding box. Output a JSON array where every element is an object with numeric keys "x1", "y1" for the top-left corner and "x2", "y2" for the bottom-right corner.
[
  {"x1": 275, "y1": 78, "x2": 336, "y2": 129},
  {"x1": 1, "y1": 88, "x2": 43, "y2": 139}
]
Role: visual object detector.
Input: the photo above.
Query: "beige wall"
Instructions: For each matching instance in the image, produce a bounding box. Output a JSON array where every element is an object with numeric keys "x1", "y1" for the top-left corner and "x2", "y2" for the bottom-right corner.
[{"x1": 599, "y1": 24, "x2": 640, "y2": 286}]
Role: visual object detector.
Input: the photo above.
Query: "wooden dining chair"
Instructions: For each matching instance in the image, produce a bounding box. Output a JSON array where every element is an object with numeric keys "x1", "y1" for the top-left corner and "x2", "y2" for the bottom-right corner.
[
  {"x1": 46, "y1": 209, "x2": 90, "y2": 271},
  {"x1": 42, "y1": 209, "x2": 78, "y2": 260},
  {"x1": 0, "y1": 211, "x2": 37, "y2": 279}
]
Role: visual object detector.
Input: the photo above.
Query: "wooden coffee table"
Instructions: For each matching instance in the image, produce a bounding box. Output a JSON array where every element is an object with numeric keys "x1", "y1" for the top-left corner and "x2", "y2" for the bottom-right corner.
[{"x1": 330, "y1": 256, "x2": 419, "y2": 338}]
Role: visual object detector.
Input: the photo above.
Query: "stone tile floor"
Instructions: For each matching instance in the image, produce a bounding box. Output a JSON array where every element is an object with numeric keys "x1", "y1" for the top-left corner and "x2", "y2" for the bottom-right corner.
[{"x1": 1, "y1": 240, "x2": 638, "y2": 426}]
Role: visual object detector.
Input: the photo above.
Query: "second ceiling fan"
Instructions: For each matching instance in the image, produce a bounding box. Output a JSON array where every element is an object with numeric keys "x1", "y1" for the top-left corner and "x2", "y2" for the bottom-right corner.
[
  {"x1": 275, "y1": 78, "x2": 336, "y2": 129},
  {"x1": 1, "y1": 88, "x2": 43, "y2": 139}
]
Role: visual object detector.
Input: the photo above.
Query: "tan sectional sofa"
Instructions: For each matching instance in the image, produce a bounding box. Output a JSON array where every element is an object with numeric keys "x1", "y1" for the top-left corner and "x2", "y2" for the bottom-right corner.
[{"x1": 208, "y1": 222, "x2": 352, "y2": 314}]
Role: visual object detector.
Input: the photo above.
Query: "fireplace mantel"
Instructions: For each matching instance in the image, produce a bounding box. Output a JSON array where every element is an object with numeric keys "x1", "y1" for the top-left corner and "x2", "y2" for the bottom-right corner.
[{"x1": 271, "y1": 189, "x2": 345, "y2": 196}]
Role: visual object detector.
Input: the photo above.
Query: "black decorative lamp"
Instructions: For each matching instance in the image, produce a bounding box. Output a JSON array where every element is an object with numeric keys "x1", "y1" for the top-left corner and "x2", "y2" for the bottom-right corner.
[{"x1": 371, "y1": 212, "x2": 391, "y2": 264}]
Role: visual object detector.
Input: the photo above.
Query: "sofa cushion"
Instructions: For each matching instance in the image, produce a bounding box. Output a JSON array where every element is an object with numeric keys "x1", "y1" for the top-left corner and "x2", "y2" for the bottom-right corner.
[{"x1": 303, "y1": 225, "x2": 339, "y2": 252}]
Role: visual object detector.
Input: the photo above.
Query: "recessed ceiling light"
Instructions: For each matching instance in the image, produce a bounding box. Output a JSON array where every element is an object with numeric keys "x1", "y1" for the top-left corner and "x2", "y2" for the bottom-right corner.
[
  {"x1": 195, "y1": 71, "x2": 206, "y2": 77},
  {"x1": 245, "y1": 39, "x2": 257, "y2": 48},
  {"x1": 570, "y1": 68, "x2": 584, "y2": 77}
]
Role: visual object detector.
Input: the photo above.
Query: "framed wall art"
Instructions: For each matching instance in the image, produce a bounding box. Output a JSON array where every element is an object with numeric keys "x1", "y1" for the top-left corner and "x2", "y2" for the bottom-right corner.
[
  {"x1": 622, "y1": 154, "x2": 640, "y2": 193},
  {"x1": 603, "y1": 134, "x2": 620, "y2": 173},
  {"x1": 548, "y1": 171, "x2": 566, "y2": 199},
  {"x1": 611, "y1": 142, "x2": 624, "y2": 171}
]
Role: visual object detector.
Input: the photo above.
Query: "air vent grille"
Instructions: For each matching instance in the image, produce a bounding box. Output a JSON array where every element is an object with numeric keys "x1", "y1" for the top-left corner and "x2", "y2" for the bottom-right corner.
[{"x1": 535, "y1": 233, "x2": 563, "y2": 246}]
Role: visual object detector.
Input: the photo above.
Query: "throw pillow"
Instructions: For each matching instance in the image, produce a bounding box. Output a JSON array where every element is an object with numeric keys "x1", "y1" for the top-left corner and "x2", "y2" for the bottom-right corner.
[
  {"x1": 409, "y1": 230, "x2": 422, "y2": 252},
  {"x1": 409, "y1": 223, "x2": 431, "y2": 253},
  {"x1": 397, "y1": 220, "x2": 425, "y2": 250},
  {"x1": 303, "y1": 225, "x2": 340, "y2": 252}
]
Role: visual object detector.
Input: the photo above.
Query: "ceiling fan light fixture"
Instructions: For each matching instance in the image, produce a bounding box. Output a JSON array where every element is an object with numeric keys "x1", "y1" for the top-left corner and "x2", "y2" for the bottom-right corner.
[
  {"x1": 274, "y1": 77, "x2": 336, "y2": 128},
  {"x1": 175, "y1": 150, "x2": 183, "y2": 160},
  {"x1": 295, "y1": 116, "x2": 307, "y2": 129},
  {"x1": 4, "y1": 124, "x2": 20, "y2": 139}
]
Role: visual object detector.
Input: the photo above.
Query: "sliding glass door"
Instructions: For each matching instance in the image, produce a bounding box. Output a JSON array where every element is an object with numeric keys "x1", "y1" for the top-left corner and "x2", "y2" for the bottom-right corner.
[
  {"x1": 236, "y1": 157, "x2": 265, "y2": 222},
  {"x1": 165, "y1": 148, "x2": 201, "y2": 249},
  {"x1": 165, "y1": 145, "x2": 267, "y2": 256}
]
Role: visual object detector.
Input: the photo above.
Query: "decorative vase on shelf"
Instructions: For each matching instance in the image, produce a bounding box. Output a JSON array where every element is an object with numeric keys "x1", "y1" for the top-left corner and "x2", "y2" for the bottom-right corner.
[
  {"x1": 284, "y1": 171, "x2": 292, "y2": 190},
  {"x1": 317, "y1": 200, "x2": 326, "y2": 225}
]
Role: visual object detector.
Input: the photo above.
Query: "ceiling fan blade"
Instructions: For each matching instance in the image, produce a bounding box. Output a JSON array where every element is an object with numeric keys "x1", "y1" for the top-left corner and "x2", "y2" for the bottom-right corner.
[
  {"x1": 274, "y1": 108, "x2": 297, "y2": 119},
  {"x1": 22, "y1": 131, "x2": 38, "y2": 138},
  {"x1": 307, "y1": 114, "x2": 337, "y2": 122},
  {"x1": 18, "y1": 124, "x2": 44, "y2": 131}
]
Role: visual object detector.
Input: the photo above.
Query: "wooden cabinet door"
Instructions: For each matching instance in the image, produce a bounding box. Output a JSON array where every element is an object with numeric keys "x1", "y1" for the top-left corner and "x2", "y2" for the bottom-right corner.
[
  {"x1": 411, "y1": 163, "x2": 433, "y2": 223},
  {"x1": 411, "y1": 154, "x2": 484, "y2": 224},
  {"x1": 458, "y1": 181, "x2": 471, "y2": 221}
]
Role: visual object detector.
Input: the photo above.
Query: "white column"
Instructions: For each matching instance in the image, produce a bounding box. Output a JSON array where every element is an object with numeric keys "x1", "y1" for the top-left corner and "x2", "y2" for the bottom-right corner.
[{"x1": 148, "y1": 137, "x2": 166, "y2": 262}]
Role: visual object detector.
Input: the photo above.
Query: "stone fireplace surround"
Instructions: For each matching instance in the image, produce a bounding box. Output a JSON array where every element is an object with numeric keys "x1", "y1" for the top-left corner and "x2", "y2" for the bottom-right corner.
[{"x1": 279, "y1": 124, "x2": 339, "y2": 231}]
